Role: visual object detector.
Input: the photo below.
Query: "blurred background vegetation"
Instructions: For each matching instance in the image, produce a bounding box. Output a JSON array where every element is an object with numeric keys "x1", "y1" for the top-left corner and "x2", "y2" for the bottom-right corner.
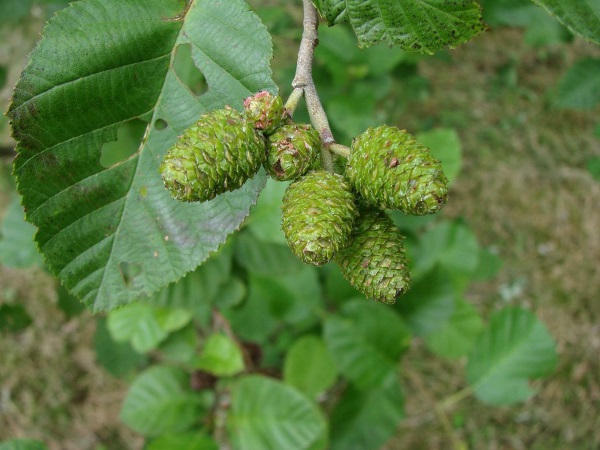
[{"x1": 1, "y1": 0, "x2": 599, "y2": 449}]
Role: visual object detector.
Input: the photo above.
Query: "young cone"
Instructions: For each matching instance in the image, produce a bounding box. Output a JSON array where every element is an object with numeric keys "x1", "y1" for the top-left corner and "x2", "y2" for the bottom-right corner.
[
  {"x1": 335, "y1": 208, "x2": 410, "y2": 304},
  {"x1": 346, "y1": 126, "x2": 448, "y2": 215},
  {"x1": 160, "y1": 107, "x2": 265, "y2": 202},
  {"x1": 244, "y1": 91, "x2": 288, "y2": 135},
  {"x1": 264, "y1": 124, "x2": 322, "y2": 181},
  {"x1": 282, "y1": 171, "x2": 358, "y2": 266}
]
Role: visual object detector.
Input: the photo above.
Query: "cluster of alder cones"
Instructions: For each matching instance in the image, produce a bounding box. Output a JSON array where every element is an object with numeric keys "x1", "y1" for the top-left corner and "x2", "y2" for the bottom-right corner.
[{"x1": 160, "y1": 91, "x2": 448, "y2": 304}]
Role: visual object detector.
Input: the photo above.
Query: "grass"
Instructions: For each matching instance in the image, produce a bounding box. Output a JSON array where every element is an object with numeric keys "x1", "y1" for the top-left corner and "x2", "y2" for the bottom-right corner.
[{"x1": 1, "y1": 6, "x2": 600, "y2": 450}]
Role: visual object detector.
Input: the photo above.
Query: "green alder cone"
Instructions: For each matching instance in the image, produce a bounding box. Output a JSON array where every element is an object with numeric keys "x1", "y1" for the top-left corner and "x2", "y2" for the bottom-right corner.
[
  {"x1": 346, "y1": 126, "x2": 449, "y2": 215},
  {"x1": 282, "y1": 171, "x2": 358, "y2": 266},
  {"x1": 264, "y1": 124, "x2": 322, "y2": 181},
  {"x1": 160, "y1": 107, "x2": 266, "y2": 202},
  {"x1": 243, "y1": 91, "x2": 288, "y2": 135},
  {"x1": 335, "y1": 208, "x2": 411, "y2": 304}
]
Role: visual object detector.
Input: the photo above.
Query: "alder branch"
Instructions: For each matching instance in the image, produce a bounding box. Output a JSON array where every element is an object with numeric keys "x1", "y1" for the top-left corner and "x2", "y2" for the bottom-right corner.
[{"x1": 289, "y1": 0, "x2": 337, "y2": 171}]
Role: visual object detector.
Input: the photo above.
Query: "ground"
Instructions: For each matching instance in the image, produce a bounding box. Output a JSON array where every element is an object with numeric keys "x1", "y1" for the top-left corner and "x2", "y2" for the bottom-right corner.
[{"x1": 1, "y1": 6, "x2": 599, "y2": 450}]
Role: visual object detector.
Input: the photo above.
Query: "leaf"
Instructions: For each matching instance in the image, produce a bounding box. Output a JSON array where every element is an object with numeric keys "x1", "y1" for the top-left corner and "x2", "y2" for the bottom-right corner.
[
  {"x1": 283, "y1": 335, "x2": 338, "y2": 399},
  {"x1": 159, "y1": 325, "x2": 199, "y2": 365},
  {"x1": 107, "y1": 303, "x2": 191, "y2": 353},
  {"x1": 147, "y1": 433, "x2": 218, "y2": 450},
  {"x1": 324, "y1": 300, "x2": 411, "y2": 390},
  {"x1": 531, "y1": 0, "x2": 600, "y2": 45},
  {"x1": 417, "y1": 128, "x2": 462, "y2": 185},
  {"x1": 394, "y1": 267, "x2": 456, "y2": 336},
  {"x1": 314, "y1": 0, "x2": 486, "y2": 54},
  {"x1": 234, "y1": 231, "x2": 304, "y2": 276},
  {"x1": 587, "y1": 156, "x2": 600, "y2": 181},
  {"x1": 424, "y1": 299, "x2": 483, "y2": 359},
  {"x1": 8, "y1": 0, "x2": 276, "y2": 312},
  {"x1": 0, "y1": 0, "x2": 34, "y2": 24},
  {"x1": 0, "y1": 196, "x2": 43, "y2": 268},
  {"x1": 120, "y1": 366, "x2": 205, "y2": 436},
  {"x1": 479, "y1": 0, "x2": 538, "y2": 27},
  {"x1": 467, "y1": 307, "x2": 557, "y2": 405},
  {"x1": 412, "y1": 219, "x2": 480, "y2": 286},
  {"x1": 555, "y1": 59, "x2": 600, "y2": 110},
  {"x1": 0, "y1": 440, "x2": 47, "y2": 450},
  {"x1": 227, "y1": 376, "x2": 327, "y2": 450},
  {"x1": 94, "y1": 317, "x2": 147, "y2": 378},
  {"x1": 0, "y1": 304, "x2": 33, "y2": 333},
  {"x1": 195, "y1": 333, "x2": 245, "y2": 377},
  {"x1": 246, "y1": 178, "x2": 289, "y2": 245},
  {"x1": 330, "y1": 373, "x2": 404, "y2": 450}
]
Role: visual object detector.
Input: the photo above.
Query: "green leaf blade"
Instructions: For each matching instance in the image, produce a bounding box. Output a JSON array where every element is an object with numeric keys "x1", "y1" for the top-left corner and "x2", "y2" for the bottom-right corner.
[
  {"x1": 283, "y1": 335, "x2": 338, "y2": 399},
  {"x1": 120, "y1": 366, "x2": 205, "y2": 436},
  {"x1": 531, "y1": 0, "x2": 600, "y2": 45},
  {"x1": 8, "y1": 0, "x2": 276, "y2": 312},
  {"x1": 227, "y1": 376, "x2": 328, "y2": 450},
  {"x1": 315, "y1": 0, "x2": 486, "y2": 53},
  {"x1": 555, "y1": 58, "x2": 600, "y2": 110},
  {"x1": 467, "y1": 307, "x2": 558, "y2": 405}
]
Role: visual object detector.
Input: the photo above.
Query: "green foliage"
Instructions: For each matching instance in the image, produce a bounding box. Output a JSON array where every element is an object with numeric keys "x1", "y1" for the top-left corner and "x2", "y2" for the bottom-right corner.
[
  {"x1": 531, "y1": 0, "x2": 600, "y2": 45},
  {"x1": 8, "y1": 0, "x2": 275, "y2": 312},
  {"x1": 195, "y1": 333, "x2": 245, "y2": 377},
  {"x1": 314, "y1": 0, "x2": 485, "y2": 53},
  {"x1": 324, "y1": 301, "x2": 411, "y2": 390},
  {"x1": 147, "y1": 433, "x2": 218, "y2": 450},
  {"x1": 330, "y1": 374, "x2": 404, "y2": 450},
  {"x1": 283, "y1": 335, "x2": 338, "y2": 399},
  {"x1": 0, "y1": 440, "x2": 47, "y2": 450},
  {"x1": 587, "y1": 156, "x2": 600, "y2": 181},
  {"x1": 227, "y1": 376, "x2": 328, "y2": 450},
  {"x1": 3, "y1": 0, "x2": 568, "y2": 448},
  {"x1": 555, "y1": 59, "x2": 600, "y2": 110},
  {"x1": 467, "y1": 307, "x2": 558, "y2": 405},
  {"x1": 0, "y1": 196, "x2": 43, "y2": 268},
  {"x1": 120, "y1": 366, "x2": 208, "y2": 436},
  {"x1": 0, "y1": 304, "x2": 33, "y2": 333}
]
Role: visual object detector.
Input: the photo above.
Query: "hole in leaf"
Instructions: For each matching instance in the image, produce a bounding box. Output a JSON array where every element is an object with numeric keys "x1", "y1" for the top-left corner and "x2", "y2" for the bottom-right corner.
[
  {"x1": 100, "y1": 119, "x2": 147, "y2": 168},
  {"x1": 154, "y1": 119, "x2": 168, "y2": 130},
  {"x1": 119, "y1": 262, "x2": 143, "y2": 288},
  {"x1": 173, "y1": 44, "x2": 207, "y2": 97}
]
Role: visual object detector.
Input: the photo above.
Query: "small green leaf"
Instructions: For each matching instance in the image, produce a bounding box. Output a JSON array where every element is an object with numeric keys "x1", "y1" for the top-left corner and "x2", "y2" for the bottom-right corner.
[
  {"x1": 195, "y1": 333, "x2": 245, "y2": 377},
  {"x1": 330, "y1": 373, "x2": 404, "y2": 450},
  {"x1": 212, "y1": 276, "x2": 247, "y2": 310},
  {"x1": 531, "y1": 0, "x2": 600, "y2": 45},
  {"x1": 0, "y1": 440, "x2": 47, "y2": 450},
  {"x1": 0, "y1": 196, "x2": 43, "y2": 269},
  {"x1": 555, "y1": 59, "x2": 600, "y2": 110},
  {"x1": 107, "y1": 303, "x2": 191, "y2": 353},
  {"x1": 315, "y1": 0, "x2": 485, "y2": 53},
  {"x1": 467, "y1": 307, "x2": 557, "y2": 405},
  {"x1": 424, "y1": 299, "x2": 484, "y2": 359},
  {"x1": 147, "y1": 433, "x2": 218, "y2": 450},
  {"x1": 227, "y1": 376, "x2": 327, "y2": 450},
  {"x1": 283, "y1": 335, "x2": 338, "y2": 399},
  {"x1": 120, "y1": 366, "x2": 205, "y2": 436},
  {"x1": 587, "y1": 156, "x2": 600, "y2": 181},
  {"x1": 324, "y1": 300, "x2": 411, "y2": 390},
  {"x1": 417, "y1": 128, "x2": 462, "y2": 185},
  {"x1": 0, "y1": 304, "x2": 33, "y2": 333},
  {"x1": 94, "y1": 317, "x2": 147, "y2": 378}
]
